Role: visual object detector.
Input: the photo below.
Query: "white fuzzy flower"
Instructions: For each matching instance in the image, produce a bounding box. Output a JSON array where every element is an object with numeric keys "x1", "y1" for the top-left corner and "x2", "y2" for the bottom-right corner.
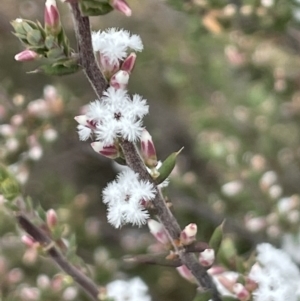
[
  {"x1": 249, "y1": 243, "x2": 300, "y2": 301},
  {"x1": 106, "y1": 277, "x2": 151, "y2": 301},
  {"x1": 77, "y1": 124, "x2": 92, "y2": 141},
  {"x1": 78, "y1": 87, "x2": 148, "y2": 146},
  {"x1": 103, "y1": 169, "x2": 156, "y2": 228},
  {"x1": 92, "y1": 28, "x2": 143, "y2": 66}
]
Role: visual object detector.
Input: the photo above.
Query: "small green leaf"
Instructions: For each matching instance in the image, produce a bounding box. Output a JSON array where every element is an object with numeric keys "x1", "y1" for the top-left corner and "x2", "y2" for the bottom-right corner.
[
  {"x1": 35, "y1": 204, "x2": 46, "y2": 221},
  {"x1": 45, "y1": 35, "x2": 55, "y2": 49},
  {"x1": 0, "y1": 165, "x2": 20, "y2": 202},
  {"x1": 154, "y1": 147, "x2": 184, "y2": 185},
  {"x1": 46, "y1": 48, "x2": 65, "y2": 59},
  {"x1": 208, "y1": 221, "x2": 224, "y2": 255},
  {"x1": 79, "y1": 1, "x2": 113, "y2": 16},
  {"x1": 27, "y1": 29, "x2": 42, "y2": 46},
  {"x1": 37, "y1": 61, "x2": 80, "y2": 76}
]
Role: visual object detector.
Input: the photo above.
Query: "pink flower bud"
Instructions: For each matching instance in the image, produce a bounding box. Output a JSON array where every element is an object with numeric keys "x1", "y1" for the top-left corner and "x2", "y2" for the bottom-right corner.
[
  {"x1": 91, "y1": 142, "x2": 119, "y2": 159},
  {"x1": 109, "y1": 0, "x2": 132, "y2": 16},
  {"x1": 208, "y1": 265, "x2": 226, "y2": 275},
  {"x1": 217, "y1": 274, "x2": 235, "y2": 292},
  {"x1": 141, "y1": 129, "x2": 157, "y2": 168},
  {"x1": 121, "y1": 53, "x2": 137, "y2": 73},
  {"x1": 44, "y1": 0, "x2": 61, "y2": 35},
  {"x1": 14, "y1": 50, "x2": 38, "y2": 62},
  {"x1": 147, "y1": 219, "x2": 169, "y2": 245},
  {"x1": 176, "y1": 265, "x2": 195, "y2": 283},
  {"x1": 244, "y1": 277, "x2": 258, "y2": 292},
  {"x1": 74, "y1": 115, "x2": 97, "y2": 129},
  {"x1": 97, "y1": 53, "x2": 120, "y2": 77},
  {"x1": 233, "y1": 283, "x2": 250, "y2": 301},
  {"x1": 46, "y1": 209, "x2": 58, "y2": 228},
  {"x1": 180, "y1": 223, "x2": 197, "y2": 245},
  {"x1": 199, "y1": 248, "x2": 215, "y2": 267},
  {"x1": 21, "y1": 235, "x2": 36, "y2": 248},
  {"x1": 110, "y1": 70, "x2": 129, "y2": 90}
]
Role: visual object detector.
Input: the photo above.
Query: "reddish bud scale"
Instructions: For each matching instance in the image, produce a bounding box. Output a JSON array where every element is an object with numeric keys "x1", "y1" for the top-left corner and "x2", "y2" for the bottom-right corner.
[
  {"x1": 141, "y1": 129, "x2": 158, "y2": 168},
  {"x1": 91, "y1": 142, "x2": 119, "y2": 159},
  {"x1": 147, "y1": 219, "x2": 169, "y2": 245},
  {"x1": 176, "y1": 265, "x2": 195, "y2": 283},
  {"x1": 121, "y1": 53, "x2": 137, "y2": 73}
]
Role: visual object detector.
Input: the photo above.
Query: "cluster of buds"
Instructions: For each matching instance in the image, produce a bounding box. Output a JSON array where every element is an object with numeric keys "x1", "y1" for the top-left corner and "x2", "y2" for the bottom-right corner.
[
  {"x1": 245, "y1": 169, "x2": 300, "y2": 238},
  {"x1": 12, "y1": 0, "x2": 78, "y2": 75}
]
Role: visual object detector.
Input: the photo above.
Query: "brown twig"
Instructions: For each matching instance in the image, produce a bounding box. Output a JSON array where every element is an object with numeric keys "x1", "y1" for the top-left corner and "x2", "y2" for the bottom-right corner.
[
  {"x1": 123, "y1": 253, "x2": 182, "y2": 267},
  {"x1": 69, "y1": 3, "x2": 221, "y2": 300},
  {"x1": 120, "y1": 142, "x2": 220, "y2": 300},
  {"x1": 69, "y1": 2, "x2": 107, "y2": 99},
  {"x1": 16, "y1": 213, "x2": 100, "y2": 301}
]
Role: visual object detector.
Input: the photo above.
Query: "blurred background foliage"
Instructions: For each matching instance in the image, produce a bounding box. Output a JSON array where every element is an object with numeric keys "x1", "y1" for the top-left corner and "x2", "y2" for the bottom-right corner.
[{"x1": 2, "y1": 0, "x2": 300, "y2": 300}]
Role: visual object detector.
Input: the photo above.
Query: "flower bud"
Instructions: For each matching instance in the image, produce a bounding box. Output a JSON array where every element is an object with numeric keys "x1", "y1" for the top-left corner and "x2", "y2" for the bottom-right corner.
[
  {"x1": 109, "y1": 0, "x2": 132, "y2": 16},
  {"x1": 199, "y1": 248, "x2": 215, "y2": 267},
  {"x1": 91, "y1": 142, "x2": 120, "y2": 159},
  {"x1": 21, "y1": 235, "x2": 36, "y2": 248},
  {"x1": 110, "y1": 70, "x2": 129, "y2": 90},
  {"x1": 176, "y1": 265, "x2": 195, "y2": 283},
  {"x1": 44, "y1": 0, "x2": 61, "y2": 36},
  {"x1": 74, "y1": 115, "x2": 97, "y2": 129},
  {"x1": 14, "y1": 49, "x2": 38, "y2": 62},
  {"x1": 180, "y1": 223, "x2": 197, "y2": 245},
  {"x1": 96, "y1": 53, "x2": 120, "y2": 77},
  {"x1": 147, "y1": 219, "x2": 169, "y2": 245},
  {"x1": 46, "y1": 209, "x2": 58, "y2": 229},
  {"x1": 121, "y1": 53, "x2": 137, "y2": 73},
  {"x1": 141, "y1": 129, "x2": 157, "y2": 168},
  {"x1": 233, "y1": 283, "x2": 250, "y2": 301}
]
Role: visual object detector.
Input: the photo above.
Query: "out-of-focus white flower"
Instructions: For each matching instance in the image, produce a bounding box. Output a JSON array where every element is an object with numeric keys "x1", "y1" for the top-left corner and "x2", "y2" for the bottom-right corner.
[
  {"x1": 260, "y1": 170, "x2": 277, "y2": 190},
  {"x1": 106, "y1": 277, "x2": 151, "y2": 301},
  {"x1": 281, "y1": 233, "x2": 300, "y2": 264},
  {"x1": 261, "y1": 0, "x2": 274, "y2": 7},
  {"x1": 249, "y1": 243, "x2": 300, "y2": 301},
  {"x1": 103, "y1": 169, "x2": 156, "y2": 228},
  {"x1": 36, "y1": 274, "x2": 50, "y2": 289},
  {"x1": 62, "y1": 287, "x2": 78, "y2": 300},
  {"x1": 43, "y1": 128, "x2": 58, "y2": 142},
  {"x1": 221, "y1": 180, "x2": 243, "y2": 197}
]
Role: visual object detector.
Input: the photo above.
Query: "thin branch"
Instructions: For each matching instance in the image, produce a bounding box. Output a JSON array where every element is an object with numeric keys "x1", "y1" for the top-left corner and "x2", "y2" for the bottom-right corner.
[
  {"x1": 69, "y1": 2, "x2": 107, "y2": 99},
  {"x1": 123, "y1": 253, "x2": 182, "y2": 267},
  {"x1": 16, "y1": 213, "x2": 100, "y2": 301},
  {"x1": 120, "y1": 141, "x2": 221, "y2": 300},
  {"x1": 68, "y1": 5, "x2": 221, "y2": 300}
]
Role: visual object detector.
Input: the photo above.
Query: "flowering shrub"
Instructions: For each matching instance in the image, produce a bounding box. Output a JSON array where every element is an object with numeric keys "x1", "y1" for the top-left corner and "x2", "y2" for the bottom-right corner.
[{"x1": 1, "y1": 1, "x2": 300, "y2": 301}]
